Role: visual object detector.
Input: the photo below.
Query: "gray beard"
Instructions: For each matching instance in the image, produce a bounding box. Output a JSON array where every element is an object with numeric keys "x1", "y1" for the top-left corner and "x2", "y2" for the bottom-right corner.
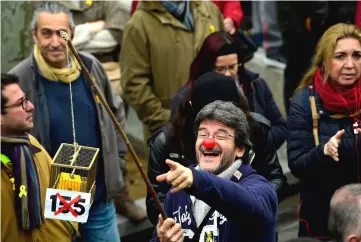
[{"x1": 196, "y1": 151, "x2": 235, "y2": 175}]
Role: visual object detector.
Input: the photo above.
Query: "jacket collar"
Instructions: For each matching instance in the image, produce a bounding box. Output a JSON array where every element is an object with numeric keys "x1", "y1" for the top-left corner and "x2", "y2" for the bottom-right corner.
[
  {"x1": 30, "y1": 142, "x2": 42, "y2": 154},
  {"x1": 137, "y1": 1, "x2": 210, "y2": 30}
]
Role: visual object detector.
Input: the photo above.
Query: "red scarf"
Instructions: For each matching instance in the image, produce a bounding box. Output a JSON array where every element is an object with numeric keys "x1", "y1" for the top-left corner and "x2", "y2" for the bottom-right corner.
[
  {"x1": 314, "y1": 68, "x2": 361, "y2": 114},
  {"x1": 356, "y1": 0, "x2": 361, "y2": 29}
]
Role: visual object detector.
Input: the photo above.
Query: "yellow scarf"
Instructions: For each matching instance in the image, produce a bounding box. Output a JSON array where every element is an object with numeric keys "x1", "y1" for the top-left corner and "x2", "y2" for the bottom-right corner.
[{"x1": 33, "y1": 44, "x2": 81, "y2": 83}]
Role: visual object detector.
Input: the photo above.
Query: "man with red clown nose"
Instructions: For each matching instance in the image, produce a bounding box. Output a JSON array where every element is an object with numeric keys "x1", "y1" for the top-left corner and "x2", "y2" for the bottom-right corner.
[{"x1": 151, "y1": 101, "x2": 278, "y2": 242}]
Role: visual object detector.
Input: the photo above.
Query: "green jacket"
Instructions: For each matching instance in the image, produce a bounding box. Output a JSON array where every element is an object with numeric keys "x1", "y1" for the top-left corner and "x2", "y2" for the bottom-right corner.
[{"x1": 120, "y1": 1, "x2": 224, "y2": 136}]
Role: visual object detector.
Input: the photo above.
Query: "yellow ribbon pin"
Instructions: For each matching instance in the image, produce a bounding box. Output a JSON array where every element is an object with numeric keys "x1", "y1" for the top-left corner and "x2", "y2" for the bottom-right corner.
[
  {"x1": 95, "y1": 95, "x2": 100, "y2": 103},
  {"x1": 19, "y1": 185, "x2": 27, "y2": 198},
  {"x1": 209, "y1": 25, "x2": 215, "y2": 33},
  {"x1": 85, "y1": 0, "x2": 92, "y2": 6},
  {"x1": 10, "y1": 178, "x2": 15, "y2": 190}
]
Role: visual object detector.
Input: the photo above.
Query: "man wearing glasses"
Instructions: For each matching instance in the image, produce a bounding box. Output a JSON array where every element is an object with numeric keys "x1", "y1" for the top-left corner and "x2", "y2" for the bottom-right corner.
[
  {"x1": 152, "y1": 101, "x2": 278, "y2": 242},
  {"x1": 1, "y1": 73, "x2": 77, "y2": 241},
  {"x1": 8, "y1": 2, "x2": 133, "y2": 241}
]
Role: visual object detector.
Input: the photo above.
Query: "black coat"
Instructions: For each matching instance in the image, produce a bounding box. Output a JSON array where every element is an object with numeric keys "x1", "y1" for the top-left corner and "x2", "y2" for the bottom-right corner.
[
  {"x1": 172, "y1": 70, "x2": 289, "y2": 150},
  {"x1": 277, "y1": 1, "x2": 356, "y2": 33},
  {"x1": 146, "y1": 113, "x2": 287, "y2": 225},
  {"x1": 287, "y1": 86, "x2": 361, "y2": 239}
]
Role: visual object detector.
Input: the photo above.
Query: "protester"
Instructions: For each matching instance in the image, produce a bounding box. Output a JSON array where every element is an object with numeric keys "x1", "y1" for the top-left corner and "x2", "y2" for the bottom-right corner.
[
  {"x1": 172, "y1": 31, "x2": 288, "y2": 150},
  {"x1": 8, "y1": 2, "x2": 128, "y2": 241},
  {"x1": 55, "y1": 0, "x2": 145, "y2": 222},
  {"x1": 146, "y1": 72, "x2": 286, "y2": 224},
  {"x1": 1, "y1": 73, "x2": 77, "y2": 241},
  {"x1": 151, "y1": 100, "x2": 278, "y2": 242},
  {"x1": 328, "y1": 184, "x2": 361, "y2": 242},
  {"x1": 130, "y1": 0, "x2": 244, "y2": 35},
  {"x1": 120, "y1": 1, "x2": 224, "y2": 144},
  {"x1": 287, "y1": 23, "x2": 361, "y2": 240}
]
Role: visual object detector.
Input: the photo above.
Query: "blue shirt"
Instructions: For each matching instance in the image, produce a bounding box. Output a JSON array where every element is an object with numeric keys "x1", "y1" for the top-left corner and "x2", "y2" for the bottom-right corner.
[{"x1": 42, "y1": 74, "x2": 105, "y2": 202}]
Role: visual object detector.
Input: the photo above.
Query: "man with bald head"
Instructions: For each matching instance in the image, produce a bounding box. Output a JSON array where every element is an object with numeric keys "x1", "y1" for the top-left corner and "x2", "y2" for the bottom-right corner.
[{"x1": 328, "y1": 184, "x2": 361, "y2": 242}]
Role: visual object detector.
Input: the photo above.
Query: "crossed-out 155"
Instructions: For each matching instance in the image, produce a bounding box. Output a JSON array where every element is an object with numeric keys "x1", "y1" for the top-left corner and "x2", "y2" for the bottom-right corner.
[{"x1": 50, "y1": 194, "x2": 86, "y2": 216}]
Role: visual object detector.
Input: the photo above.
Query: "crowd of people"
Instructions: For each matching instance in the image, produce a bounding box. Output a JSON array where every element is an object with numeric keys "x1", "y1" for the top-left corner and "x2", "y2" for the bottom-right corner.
[{"x1": 1, "y1": 1, "x2": 361, "y2": 242}]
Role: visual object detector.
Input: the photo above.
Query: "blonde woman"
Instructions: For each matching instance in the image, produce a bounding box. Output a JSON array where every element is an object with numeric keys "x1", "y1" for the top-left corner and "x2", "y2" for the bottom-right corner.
[{"x1": 287, "y1": 23, "x2": 361, "y2": 240}]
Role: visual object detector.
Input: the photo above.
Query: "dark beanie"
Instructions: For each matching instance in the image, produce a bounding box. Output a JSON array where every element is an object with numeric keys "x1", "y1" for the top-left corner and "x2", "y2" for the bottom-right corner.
[
  {"x1": 217, "y1": 43, "x2": 237, "y2": 57},
  {"x1": 191, "y1": 72, "x2": 240, "y2": 115}
]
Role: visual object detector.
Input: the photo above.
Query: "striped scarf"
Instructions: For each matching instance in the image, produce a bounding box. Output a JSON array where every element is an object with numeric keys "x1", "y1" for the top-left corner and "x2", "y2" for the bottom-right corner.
[{"x1": 1, "y1": 136, "x2": 44, "y2": 231}]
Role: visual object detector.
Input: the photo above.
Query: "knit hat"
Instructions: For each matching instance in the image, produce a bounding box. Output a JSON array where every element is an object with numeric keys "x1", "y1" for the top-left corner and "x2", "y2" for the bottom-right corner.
[
  {"x1": 217, "y1": 43, "x2": 237, "y2": 57},
  {"x1": 191, "y1": 72, "x2": 240, "y2": 115}
]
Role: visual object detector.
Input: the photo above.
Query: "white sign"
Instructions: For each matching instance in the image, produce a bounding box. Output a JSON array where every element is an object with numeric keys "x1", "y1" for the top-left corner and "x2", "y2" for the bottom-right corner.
[{"x1": 44, "y1": 188, "x2": 91, "y2": 223}]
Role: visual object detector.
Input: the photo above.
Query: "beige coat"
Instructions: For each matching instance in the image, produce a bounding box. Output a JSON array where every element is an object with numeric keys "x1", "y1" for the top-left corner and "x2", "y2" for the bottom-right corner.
[
  {"x1": 1, "y1": 135, "x2": 77, "y2": 242},
  {"x1": 120, "y1": 1, "x2": 224, "y2": 137}
]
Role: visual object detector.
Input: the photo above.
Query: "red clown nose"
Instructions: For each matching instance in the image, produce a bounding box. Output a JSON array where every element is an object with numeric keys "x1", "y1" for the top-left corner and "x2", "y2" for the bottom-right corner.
[{"x1": 202, "y1": 138, "x2": 216, "y2": 149}]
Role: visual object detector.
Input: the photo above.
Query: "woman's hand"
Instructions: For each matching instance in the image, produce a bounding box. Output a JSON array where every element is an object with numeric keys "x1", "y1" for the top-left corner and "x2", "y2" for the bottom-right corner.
[{"x1": 323, "y1": 129, "x2": 345, "y2": 162}]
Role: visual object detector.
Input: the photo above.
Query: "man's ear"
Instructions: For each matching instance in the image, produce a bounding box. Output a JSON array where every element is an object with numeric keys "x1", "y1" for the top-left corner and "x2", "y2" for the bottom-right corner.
[
  {"x1": 70, "y1": 27, "x2": 75, "y2": 40},
  {"x1": 32, "y1": 29, "x2": 38, "y2": 44},
  {"x1": 235, "y1": 146, "x2": 246, "y2": 158},
  {"x1": 347, "y1": 234, "x2": 361, "y2": 242}
]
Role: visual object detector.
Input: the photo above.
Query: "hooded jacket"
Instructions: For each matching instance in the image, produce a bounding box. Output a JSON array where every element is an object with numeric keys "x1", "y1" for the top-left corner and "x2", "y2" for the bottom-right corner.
[
  {"x1": 150, "y1": 164, "x2": 278, "y2": 242},
  {"x1": 120, "y1": 1, "x2": 224, "y2": 137},
  {"x1": 146, "y1": 111, "x2": 286, "y2": 225}
]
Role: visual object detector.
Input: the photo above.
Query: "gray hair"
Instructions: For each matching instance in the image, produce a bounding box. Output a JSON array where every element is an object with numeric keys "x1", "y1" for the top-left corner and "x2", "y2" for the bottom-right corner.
[
  {"x1": 328, "y1": 184, "x2": 361, "y2": 242},
  {"x1": 31, "y1": 2, "x2": 75, "y2": 30},
  {"x1": 194, "y1": 101, "x2": 252, "y2": 149}
]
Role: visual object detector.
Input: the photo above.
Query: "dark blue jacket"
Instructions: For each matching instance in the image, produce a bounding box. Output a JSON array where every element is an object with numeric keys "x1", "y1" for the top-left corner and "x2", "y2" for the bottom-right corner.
[
  {"x1": 171, "y1": 70, "x2": 288, "y2": 150},
  {"x1": 243, "y1": 70, "x2": 288, "y2": 150},
  {"x1": 150, "y1": 164, "x2": 278, "y2": 242},
  {"x1": 287, "y1": 86, "x2": 361, "y2": 239}
]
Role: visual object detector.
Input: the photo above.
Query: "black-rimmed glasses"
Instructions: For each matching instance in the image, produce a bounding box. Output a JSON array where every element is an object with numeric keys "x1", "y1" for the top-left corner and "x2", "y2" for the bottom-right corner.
[
  {"x1": 197, "y1": 130, "x2": 235, "y2": 141},
  {"x1": 4, "y1": 97, "x2": 30, "y2": 110}
]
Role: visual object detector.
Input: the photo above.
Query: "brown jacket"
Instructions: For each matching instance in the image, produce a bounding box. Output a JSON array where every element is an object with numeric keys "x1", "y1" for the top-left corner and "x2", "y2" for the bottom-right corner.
[
  {"x1": 1, "y1": 135, "x2": 77, "y2": 242},
  {"x1": 120, "y1": 1, "x2": 224, "y2": 136}
]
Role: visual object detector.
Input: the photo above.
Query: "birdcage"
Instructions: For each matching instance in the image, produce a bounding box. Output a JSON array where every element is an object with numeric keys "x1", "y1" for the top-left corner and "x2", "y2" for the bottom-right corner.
[{"x1": 49, "y1": 143, "x2": 99, "y2": 204}]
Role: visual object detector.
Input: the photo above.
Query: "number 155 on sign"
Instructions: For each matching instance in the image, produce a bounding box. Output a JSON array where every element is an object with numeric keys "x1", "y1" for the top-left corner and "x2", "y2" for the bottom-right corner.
[{"x1": 44, "y1": 188, "x2": 91, "y2": 223}]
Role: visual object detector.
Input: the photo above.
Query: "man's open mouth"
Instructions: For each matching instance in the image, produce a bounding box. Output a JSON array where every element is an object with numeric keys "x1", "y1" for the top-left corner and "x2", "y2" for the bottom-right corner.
[
  {"x1": 200, "y1": 146, "x2": 221, "y2": 157},
  {"x1": 203, "y1": 151, "x2": 220, "y2": 157}
]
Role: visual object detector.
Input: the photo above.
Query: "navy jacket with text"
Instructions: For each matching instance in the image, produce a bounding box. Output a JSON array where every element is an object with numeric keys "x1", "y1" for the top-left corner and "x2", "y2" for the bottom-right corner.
[{"x1": 150, "y1": 164, "x2": 278, "y2": 242}]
